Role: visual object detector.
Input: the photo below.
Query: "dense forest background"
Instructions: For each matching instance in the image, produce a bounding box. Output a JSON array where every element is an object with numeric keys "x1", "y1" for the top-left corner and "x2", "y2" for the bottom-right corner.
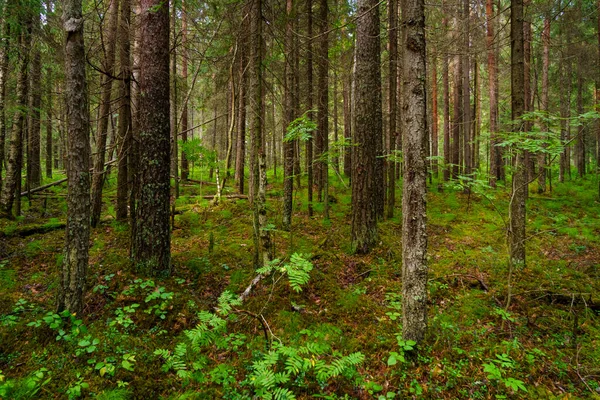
[{"x1": 0, "y1": 0, "x2": 600, "y2": 397}]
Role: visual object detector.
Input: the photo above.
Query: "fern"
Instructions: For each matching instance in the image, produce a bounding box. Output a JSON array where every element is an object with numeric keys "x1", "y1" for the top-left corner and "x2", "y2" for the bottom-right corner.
[{"x1": 256, "y1": 254, "x2": 313, "y2": 293}]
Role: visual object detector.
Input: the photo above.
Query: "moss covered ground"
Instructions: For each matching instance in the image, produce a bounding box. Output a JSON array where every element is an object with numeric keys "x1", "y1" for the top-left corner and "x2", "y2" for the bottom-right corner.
[{"x1": 0, "y1": 168, "x2": 599, "y2": 399}]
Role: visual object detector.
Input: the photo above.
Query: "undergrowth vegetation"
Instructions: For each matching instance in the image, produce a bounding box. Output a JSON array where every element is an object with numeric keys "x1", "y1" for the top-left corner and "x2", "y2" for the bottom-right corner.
[{"x1": 1, "y1": 168, "x2": 599, "y2": 399}]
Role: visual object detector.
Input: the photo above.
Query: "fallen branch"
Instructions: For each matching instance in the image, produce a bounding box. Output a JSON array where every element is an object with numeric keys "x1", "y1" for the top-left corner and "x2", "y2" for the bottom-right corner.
[
  {"x1": 238, "y1": 273, "x2": 264, "y2": 303},
  {"x1": 20, "y1": 178, "x2": 67, "y2": 197},
  {"x1": 186, "y1": 178, "x2": 218, "y2": 186},
  {"x1": 1, "y1": 216, "x2": 113, "y2": 238},
  {"x1": 233, "y1": 308, "x2": 270, "y2": 350}
]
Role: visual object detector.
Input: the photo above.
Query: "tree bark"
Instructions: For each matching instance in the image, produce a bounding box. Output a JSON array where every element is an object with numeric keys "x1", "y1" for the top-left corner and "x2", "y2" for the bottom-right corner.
[
  {"x1": 538, "y1": 16, "x2": 550, "y2": 193},
  {"x1": 462, "y1": 0, "x2": 471, "y2": 181},
  {"x1": 28, "y1": 18, "x2": 42, "y2": 190},
  {"x1": 90, "y1": 0, "x2": 119, "y2": 228},
  {"x1": 131, "y1": 0, "x2": 171, "y2": 276},
  {"x1": 351, "y1": 0, "x2": 381, "y2": 253},
  {"x1": 116, "y1": 0, "x2": 132, "y2": 222},
  {"x1": 45, "y1": 66, "x2": 53, "y2": 179},
  {"x1": 235, "y1": 31, "x2": 247, "y2": 194},
  {"x1": 486, "y1": 0, "x2": 500, "y2": 187},
  {"x1": 58, "y1": 0, "x2": 91, "y2": 315},
  {"x1": 0, "y1": 3, "x2": 10, "y2": 189},
  {"x1": 401, "y1": 0, "x2": 428, "y2": 343},
  {"x1": 282, "y1": 0, "x2": 295, "y2": 231},
  {"x1": 510, "y1": 0, "x2": 526, "y2": 267},
  {"x1": 387, "y1": 0, "x2": 398, "y2": 218},
  {"x1": 180, "y1": 0, "x2": 189, "y2": 181},
  {"x1": 315, "y1": 0, "x2": 328, "y2": 207},
  {"x1": 306, "y1": 0, "x2": 314, "y2": 216},
  {"x1": 0, "y1": 6, "x2": 32, "y2": 218}
]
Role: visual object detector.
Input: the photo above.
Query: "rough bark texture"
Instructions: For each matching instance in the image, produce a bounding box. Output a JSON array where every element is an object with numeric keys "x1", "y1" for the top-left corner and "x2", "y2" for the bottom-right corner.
[
  {"x1": 509, "y1": 0, "x2": 526, "y2": 267},
  {"x1": 342, "y1": 78, "x2": 352, "y2": 179},
  {"x1": 282, "y1": 0, "x2": 294, "y2": 230},
  {"x1": 249, "y1": 0, "x2": 271, "y2": 266},
  {"x1": 0, "y1": 4, "x2": 10, "y2": 189},
  {"x1": 28, "y1": 27, "x2": 42, "y2": 190},
  {"x1": 45, "y1": 67, "x2": 53, "y2": 179},
  {"x1": 430, "y1": 50, "x2": 438, "y2": 181},
  {"x1": 386, "y1": 0, "x2": 397, "y2": 218},
  {"x1": 486, "y1": 0, "x2": 500, "y2": 187},
  {"x1": 235, "y1": 34, "x2": 247, "y2": 194},
  {"x1": 401, "y1": 0, "x2": 428, "y2": 343},
  {"x1": 58, "y1": 0, "x2": 91, "y2": 315},
  {"x1": 315, "y1": 0, "x2": 328, "y2": 205},
  {"x1": 116, "y1": 0, "x2": 132, "y2": 222},
  {"x1": 351, "y1": 0, "x2": 381, "y2": 254},
  {"x1": 90, "y1": 0, "x2": 119, "y2": 228},
  {"x1": 180, "y1": 0, "x2": 189, "y2": 181},
  {"x1": 131, "y1": 0, "x2": 171, "y2": 276},
  {"x1": 442, "y1": 8, "x2": 450, "y2": 181},
  {"x1": 538, "y1": 17, "x2": 550, "y2": 193},
  {"x1": 170, "y1": 0, "x2": 179, "y2": 199},
  {"x1": 462, "y1": 0, "x2": 471, "y2": 180},
  {"x1": 0, "y1": 7, "x2": 31, "y2": 218},
  {"x1": 306, "y1": 0, "x2": 314, "y2": 216}
]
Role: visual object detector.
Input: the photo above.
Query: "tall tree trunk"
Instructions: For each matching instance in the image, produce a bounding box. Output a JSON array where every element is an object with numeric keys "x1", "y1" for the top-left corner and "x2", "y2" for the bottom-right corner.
[
  {"x1": 28, "y1": 22, "x2": 42, "y2": 189},
  {"x1": 249, "y1": 0, "x2": 271, "y2": 266},
  {"x1": 576, "y1": 59, "x2": 585, "y2": 178},
  {"x1": 180, "y1": 0, "x2": 189, "y2": 181},
  {"x1": 170, "y1": 0, "x2": 179, "y2": 199},
  {"x1": 387, "y1": 0, "x2": 398, "y2": 218},
  {"x1": 351, "y1": 0, "x2": 381, "y2": 253},
  {"x1": 509, "y1": 0, "x2": 526, "y2": 267},
  {"x1": 538, "y1": 16, "x2": 550, "y2": 193},
  {"x1": 235, "y1": 34, "x2": 247, "y2": 194},
  {"x1": 401, "y1": 0, "x2": 428, "y2": 343},
  {"x1": 306, "y1": 0, "x2": 314, "y2": 216},
  {"x1": 0, "y1": 4, "x2": 10, "y2": 189},
  {"x1": 486, "y1": 0, "x2": 500, "y2": 187},
  {"x1": 452, "y1": 53, "x2": 462, "y2": 178},
  {"x1": 282, "y1": 0, "x2": 294, "y2": 230},
  {"x1": 442, "y1": 5, "x2": 450, "y2": 181},
  {"x1": 430, "y1": 49, "x2": 438, "y2": 181},
  {"x1": 58, "y1": 0, "x2": 91, "y2": 314},
  {"x1": 342, "y1": 77, "x2": 352, "y2": 179},
  {"x1": 131, "y1": 0, "x2": 171, "y2": 276},
  {"x1": 0, "y1": 7, "x2": 32, "y2": 218},
  {"x1": 116, "y1": 0, "x2": 132, "y2": 222},
  {"x1": 462, "y1": 0, "x2": 471, "y2": 181},
  {"x1": 90, "y1": 0, "x2": 119, "y2": 227},
  {"x1": 523, "y1": 17, "x2": 533, "y2": 189},
  {"x1": 45, "y1": 67, "x2": 53, "y2": 179},
  {"x1": 315, "y1": 0, "x2": 328, "y2": 207}
]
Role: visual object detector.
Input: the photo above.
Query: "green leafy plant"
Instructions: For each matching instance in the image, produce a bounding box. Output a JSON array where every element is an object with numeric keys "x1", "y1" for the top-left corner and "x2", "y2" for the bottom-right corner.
[
  {"x1": 482, "y1": 353, "x2": 527, "y2": 394},
  {"x1": 284, "y1": 112, "x2": 317, "y2": 143},
  {"x1": 0, "y1": 368, "x2": 51, "y2": 399},
  {"x1": 257, "y1": 253, "x2": 313, "y2": 292},
  {"x1": 65, "y1": 373, "x2": 89, "y2": 399}
]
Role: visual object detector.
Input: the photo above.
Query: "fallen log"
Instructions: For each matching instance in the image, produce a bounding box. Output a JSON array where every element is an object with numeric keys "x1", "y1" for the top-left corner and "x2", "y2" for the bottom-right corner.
[
  {"x1": 0, "y1": 216, "x2": 113, "y2": 238},
  {"x1": 20, "y1": 178, "x2": 67, "y2": 197}
]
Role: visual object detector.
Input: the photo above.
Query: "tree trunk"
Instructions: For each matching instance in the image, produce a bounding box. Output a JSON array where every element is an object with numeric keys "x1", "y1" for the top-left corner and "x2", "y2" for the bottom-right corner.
[
  {"x1": 306, "y1": 0, "x2": 314, "y2": 216},
  {"x1": 0, "y1": 7, "x2": 31, "y2": 218},
  {"x1": 462, "y1": 0, "x2": 471, "y2": 181},
  {"x1": 401, "y1": 0, "x2": 428, "y2": 343},
  {"x1": 58, "y1": 0, "x2": 91, "y2": 315},
  {"x1": 315, "y1": 0, "x2": 328, "y2": 206},
  {"x1": 180, "y1": 0, "x2": 189, "y2": 181},
  {"x1": 442, "y1": 6, "x2": 450, "y2": 181},
  {"x1": 282, "y1": 0, "x2": 294, "y2": 230},
  {"x1": 90, "y1": 0, "x2": 119, "y2": 228},
  {"x1": 45, "y1": 67, "x2": 53, "y2": 179},
  {"x1": 0, "y1": 3, "x2": 10, "y2": 189},
  {"x1": 538, "y1": 16, "x2": 550, "y2": 193},
  {"x1": 351, "y1": 0, "x2": 381, "y2": 253},
  {"x1": 430, "y1": 49, "x2": 438, "y2": 182},
  {"x1": 28, "y1": 21, "x2": 42, "y2": 190},
  {"x1": 235, "y1": 34, "x2": 247, "y2": 194},
  {"x1": 131, "y1": 0, "x2": 171, "y2": 276},
  {"x1": 386, "y1": 0, "x2": 397, "y2": 218},
  {"x1": 486, "y1": 0, "x2": 500, "y2": 187},
  {"x1": 116, "y1": 0, "x2": 132, "y2": 222},
  {"x1": 576, "y1": 60, "x2": 585, "y2": 178},
  {"x1": 509, "y1": 0, "x2": 526, "y2": 267},
  {"x1": 170, "y1": 0, "x2": 179, "y2": 199}
]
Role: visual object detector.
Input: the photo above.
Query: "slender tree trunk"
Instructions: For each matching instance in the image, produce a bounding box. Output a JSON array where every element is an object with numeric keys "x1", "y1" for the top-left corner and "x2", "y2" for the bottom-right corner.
[
  {"x1": 576, "y1": 60, "x2": 585, "y2": 178},
  {"x1": 510, "y1": 0, "x2": 526, "y2": 267},
  {"x1": 249, "y1": 0, "x2": 271, "y2": 266},
  {"x1": 0, "y1": 8, "x2": 31, "y2": 218},
  {"x1": 28, "y1": 24, "x2": 42, "y2": 189},
  {"x1": 486, "y1": 0, "x2": 500, "y2": 187},
  {"x1": 387, "y1": 0, "x2": 398, "y2": 218},
  {"x1": 538, "y1": 16, "x2": 550, "y2": 193},
  {"x1": 0, "y1": 2, "x2": 9, "y2": 189},
  {"x1": 430, "y1": 50, "x2": 438, "y2": 181},
  {"x1": 316, "y1": 0, "x2": 328, "y2": 206},
  {"x1": 442, "y1": 7, "x2": 450, "y2": 181},
  {"x1": 452, "y1": 54, "x2": 462, "y2": 178},
  {"x1": 351, "y1": 0, "x2": 381, "y2": 253},
  {"x1": 180, "y1": 0, "x2": 189, "y2": 181},
  {"x1": 401, "y1": 0, "x2": 428, "y2": 343},
  {"x1": 235, "y1": 35, "x2": 247, "y2": 194},
  {"x1": 58, "y1": 0, "x2": 91, "y2": 314},
  {"x1": 282, "y1": 0, "x2": 294, "y2": 230},
  {"x1": 342, "y1": 77, "x2": 352, "y2": 179},
  {"x1": 45, "y1": 67, "x2": 53, "y2": 179},
  {"x1": 131, "y1": 0, "x2": 171, "y2": 276},
  {"x1": 90, "y1": 0, "x2": 119, "y2": 227},
  {"x1": 116, "y1": 0, "x2": 132, "y2": 222},
  {"x1": 523, "y1": 18, "x2": 533, "y2": 189},
  {"x1": 306, "y1": 0, "x2": 314, "y2": 216},
  {"x1": 462, "y1": 0, "x2": 471, "y2": 181},
  {"x1": 170, "y1": 0, "x2": 179, "y2": 199}
]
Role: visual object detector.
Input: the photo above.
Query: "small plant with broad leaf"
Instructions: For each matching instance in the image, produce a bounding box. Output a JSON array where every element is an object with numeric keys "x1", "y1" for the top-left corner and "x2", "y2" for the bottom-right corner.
[{"x1": 257, "y1": 253, "x2": 313, "y2": 293}]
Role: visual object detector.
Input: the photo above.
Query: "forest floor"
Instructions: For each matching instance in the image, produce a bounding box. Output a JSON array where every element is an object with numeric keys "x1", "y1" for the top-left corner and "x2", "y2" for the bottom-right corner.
[{"x1": 1, "y1": 169, "x2": 600, "y2": 399}]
